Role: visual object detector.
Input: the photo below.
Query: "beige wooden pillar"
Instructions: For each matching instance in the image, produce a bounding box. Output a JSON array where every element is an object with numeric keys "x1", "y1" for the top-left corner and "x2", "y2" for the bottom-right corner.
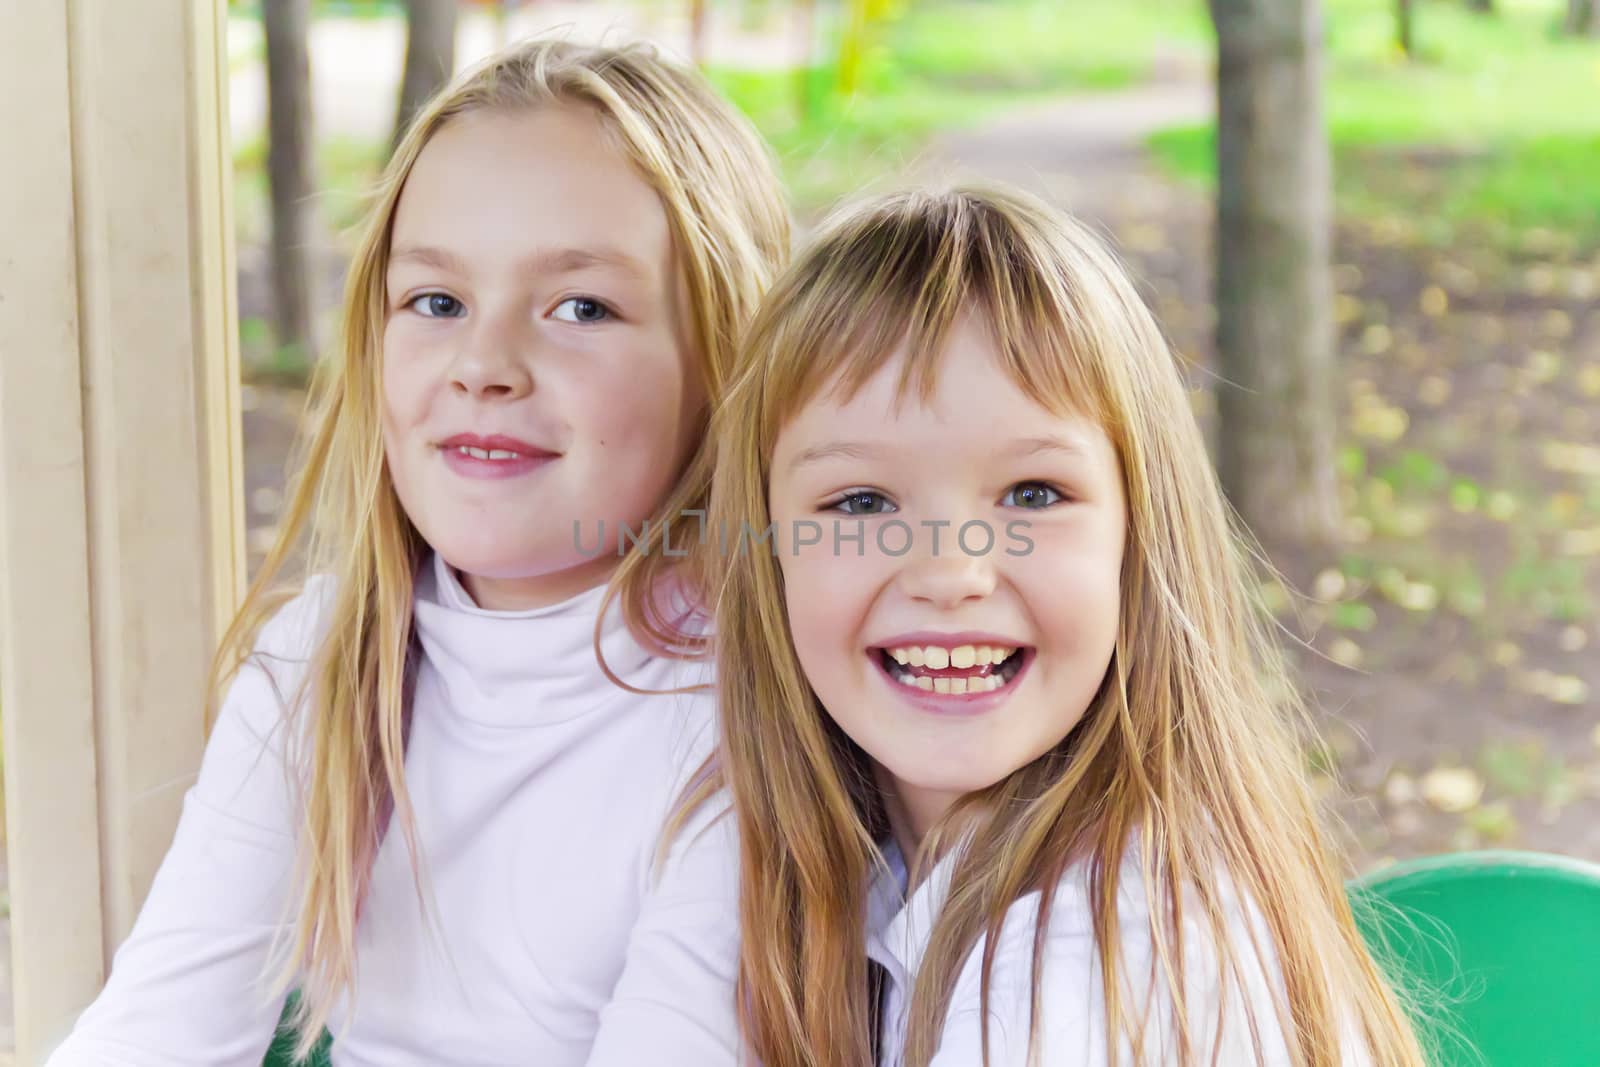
[{"x1": 0, "y1": 1, "x2": 244, "y2": 1061}]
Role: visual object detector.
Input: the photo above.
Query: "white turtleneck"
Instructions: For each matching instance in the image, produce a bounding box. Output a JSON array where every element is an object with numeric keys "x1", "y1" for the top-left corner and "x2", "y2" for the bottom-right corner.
[
  {"x1": 44, "y1": 553, "x2": 741, "y2": 1067},
  {"x1": 865, "y1": 839, "x2": 1314, "y2": 1066}
]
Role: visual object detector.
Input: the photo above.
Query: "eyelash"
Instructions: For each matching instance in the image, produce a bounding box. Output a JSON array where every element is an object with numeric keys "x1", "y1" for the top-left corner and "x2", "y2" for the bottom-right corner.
[
  {"x1": 827, "y1": 490, "x2": 895, "y2": 516},
  {"x1": 1001, "y1": 481, "x2": 1066, "y2": 509},
  {"x1": 550, "y1": 296, "x2": 616, "y2": 324},
  {"x1": 400, "y1": 293, "x2": 617, "y2": 324},
  {"x1": 823, "y1": 481, "x2": 1069, "y2": 515},
  {"x1": 405, "y1": 292, "x2": 465, "y2": 318}
]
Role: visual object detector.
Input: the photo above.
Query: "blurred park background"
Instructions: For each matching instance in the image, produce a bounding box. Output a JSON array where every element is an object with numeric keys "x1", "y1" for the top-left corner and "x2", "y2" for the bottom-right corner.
[
  {"x1": 225, "y1": 0, "x2": 1600, "y2": 870},
  {"x1": 5, "y1": 0, "x2": 1597, "y2": 1051},
  {"x1": 239, "y1": 0, "x2": 1600, "y2": 866}
]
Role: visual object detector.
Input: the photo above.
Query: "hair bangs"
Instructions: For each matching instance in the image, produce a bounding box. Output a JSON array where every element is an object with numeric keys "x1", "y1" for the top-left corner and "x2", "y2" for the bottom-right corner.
[{"x1": 749, "y1": 188, "x2": 1115, "y2": 472}]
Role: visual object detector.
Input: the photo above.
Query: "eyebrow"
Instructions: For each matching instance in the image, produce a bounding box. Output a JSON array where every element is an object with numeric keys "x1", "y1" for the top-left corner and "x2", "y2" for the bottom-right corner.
[
  {"x1": 1007, "y1": 434, "x2": 1090, "y2": 461},
  {"x1": 785, "y1": 441, "x2": 883, "y2": 474},
  {"x1": 786, "y1": 433, "x2": 1092, "y2": 475},
  {"x1": 389, "y1": 244, "x2": 468, "y2": 275},
  {"x1": 388, "y1": 244, "x2": 652, "y2": 280}
]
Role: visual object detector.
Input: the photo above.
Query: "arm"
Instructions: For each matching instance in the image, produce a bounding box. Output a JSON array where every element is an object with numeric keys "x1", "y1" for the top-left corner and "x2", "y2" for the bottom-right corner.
[
  {"x1": 581, "y1": 660, "x2": 747, "y2": 1067},
  {"x1": 43, "y1": 591, "x2": 325, "y2": 1067},
  {"x1": 581, "y1": 794, "x2": 745, "y2": 1067}
]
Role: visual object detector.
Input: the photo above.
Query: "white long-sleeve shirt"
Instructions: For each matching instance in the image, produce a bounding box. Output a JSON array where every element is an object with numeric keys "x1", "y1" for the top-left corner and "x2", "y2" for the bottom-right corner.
[
  {"x1": 866, "y1": 839, "x2": 1332, "y2": 1067},
  {"x1": 45, "y1": 552, "x2": 741, "y2": 1067}
]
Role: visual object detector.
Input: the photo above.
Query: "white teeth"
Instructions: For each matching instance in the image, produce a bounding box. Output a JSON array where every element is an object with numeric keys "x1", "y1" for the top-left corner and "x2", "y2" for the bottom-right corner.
[
  {"x1": 889, "y1": 666, "x2": 1010, "y2": 694},
  {"x1": 884, "y1": 644, "x2": 1024, "y2": 697},
  {"x1": 455, "y1": 445, "x2": 520, "y2": 460},
  {"x1": 487, "y1": 449, "x2": 518, "y2": 460},
  {"x1": 885, "y1": 644, "x2": 1018, "y2": 667}
]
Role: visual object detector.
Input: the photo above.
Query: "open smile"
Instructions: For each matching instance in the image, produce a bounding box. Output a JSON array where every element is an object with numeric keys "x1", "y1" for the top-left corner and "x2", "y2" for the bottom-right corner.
[{"x1": 867, "y1": 637, "x2": 1034, "y2": 712}]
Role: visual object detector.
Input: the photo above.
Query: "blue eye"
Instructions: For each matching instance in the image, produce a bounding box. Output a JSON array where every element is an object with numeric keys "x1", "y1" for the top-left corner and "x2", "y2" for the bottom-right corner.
[
  {"x1": 1002, "y1": 482, "x2": 1062, "y2": 509},
  {"x1": 830, "y1": 491, "x2": 896, "y2": 515},
  {"x1": 409, "y1": 293, "x2": 465, "y2": 318},
  {"x1": 552, "y1": 297, "x2": 613, "y2": 324}
]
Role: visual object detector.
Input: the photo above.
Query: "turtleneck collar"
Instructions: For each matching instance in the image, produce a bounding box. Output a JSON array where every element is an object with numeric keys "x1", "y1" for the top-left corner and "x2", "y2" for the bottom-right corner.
[{"x1": 411, "y1": 551, "x2": 664, "y2": 727}]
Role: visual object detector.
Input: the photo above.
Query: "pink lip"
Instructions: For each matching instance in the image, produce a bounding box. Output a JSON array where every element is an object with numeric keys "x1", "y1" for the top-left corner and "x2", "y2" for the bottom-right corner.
[
  {"x1": 437, "y1": 433, "x2": 559, "y2": 480},
  {"x1": 868, "y1": 634, "x2": 1034, "y2": 718}
]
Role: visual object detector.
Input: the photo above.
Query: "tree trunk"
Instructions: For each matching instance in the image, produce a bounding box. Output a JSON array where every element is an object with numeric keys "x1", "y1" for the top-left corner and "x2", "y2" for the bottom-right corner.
[
  {"x1": 394, "y1": 0, "x2": 459, "y2": 153},
  {"x1": 1396, "y1": 0, "x2": 1414, "y2": 57},
  {"x1": 1566, "y1": 0, "x2": 1598, "y2": 35},
  {"x1": 1467, "y1": 0, "x2": 1493, "y2": 14},
  {"x1": 1209, "y1": 0, "x2": 1342, "y2": 553},
  {"x1": 262, "y1": 0, "x2": 317, "y2": 364},
  {"x1": 689, "y1": 0, "x2": 710, "y2": 67}
]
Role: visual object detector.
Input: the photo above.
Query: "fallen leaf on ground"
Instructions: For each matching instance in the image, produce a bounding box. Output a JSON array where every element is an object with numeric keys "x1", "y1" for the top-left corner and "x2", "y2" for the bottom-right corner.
[{"x1": 1421, "y1": 767, "x2": 1485, "y2": 813}]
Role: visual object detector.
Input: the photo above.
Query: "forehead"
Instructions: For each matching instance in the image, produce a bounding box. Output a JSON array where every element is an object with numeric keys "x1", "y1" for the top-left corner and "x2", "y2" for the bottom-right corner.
[
  {"x1": 774, "y1": 314, "x2": 1111, "y2": 468},
  {"x1": 390, "y1": 106, "x2": 672, "y2": 274}
]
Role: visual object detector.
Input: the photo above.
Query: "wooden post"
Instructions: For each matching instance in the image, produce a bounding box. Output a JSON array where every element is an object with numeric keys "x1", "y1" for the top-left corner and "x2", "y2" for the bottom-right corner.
[{"x1": 0, "y1": 1, "x2": 244, "y2": 1062}]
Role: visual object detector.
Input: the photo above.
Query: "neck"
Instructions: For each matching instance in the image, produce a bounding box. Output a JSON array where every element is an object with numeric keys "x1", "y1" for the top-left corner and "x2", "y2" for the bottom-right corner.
[
  {"x1": 876, "y1": 763, "x2": 962, "y2": 889},
  {"x1": 459, "y1": 555, "x2": 619, "y2": 612}
]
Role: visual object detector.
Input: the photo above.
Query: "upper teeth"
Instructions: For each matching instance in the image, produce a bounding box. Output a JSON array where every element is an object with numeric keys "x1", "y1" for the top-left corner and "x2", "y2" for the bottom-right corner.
[
  {"x1": 457, "y1": 446, "x2": 519, "y2": 460},
  {"x1": 886, "y1": 644, "x2": 1015, "y2": 668}
]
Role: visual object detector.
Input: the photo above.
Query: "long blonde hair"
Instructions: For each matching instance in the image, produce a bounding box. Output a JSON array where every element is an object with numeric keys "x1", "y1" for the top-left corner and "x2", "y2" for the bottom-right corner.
[
  {"x1": 212, "y1": 37, "x2": 789, "y2": 1054},
  {"x1": 707, "y1": 186, "x2": 1427, "y2": 1067}
]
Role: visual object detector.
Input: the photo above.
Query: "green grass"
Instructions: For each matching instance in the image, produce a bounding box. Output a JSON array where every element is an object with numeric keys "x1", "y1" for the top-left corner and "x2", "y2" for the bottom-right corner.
[
  {"x1": 709, "y1": 62, "x2": 988, "y2": 210},
  {"x1": 885, "y1": 0, "x2": 1207, "y2": 93},
  {"x1": 1149, "y1": 0, "x2": 1600, "y2": 247},
  {"x1": 710, "y1": 0, "x2": 1208, "y2": 211}
]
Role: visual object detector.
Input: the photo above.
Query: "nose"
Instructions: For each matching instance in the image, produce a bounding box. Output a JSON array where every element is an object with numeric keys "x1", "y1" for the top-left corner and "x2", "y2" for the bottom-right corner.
[
  {"x1": 894, "y1": 535, "x2": 998, "y2": 609},
  {"x1": 449, "y1": 308, "x2": 535, "y2": 401}
]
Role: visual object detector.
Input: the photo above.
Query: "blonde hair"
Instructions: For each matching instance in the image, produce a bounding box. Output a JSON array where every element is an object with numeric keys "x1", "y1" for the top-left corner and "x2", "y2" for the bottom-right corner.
[
  {"x1": 212, "y1": 37, "x2": 789, "y2": 1055},
  {"x1": 707, "y1": 185, "x2": 1427, "y2": 1067}
]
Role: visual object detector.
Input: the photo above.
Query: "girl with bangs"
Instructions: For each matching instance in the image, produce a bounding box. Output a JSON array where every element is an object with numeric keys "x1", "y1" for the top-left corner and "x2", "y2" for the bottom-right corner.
[
  {"x1": 48, "y1": 38, "x2": 788, "y2": 1067},
  {"x1": 706, "y1": 185, "x2": 1429, "y2": 1066}
]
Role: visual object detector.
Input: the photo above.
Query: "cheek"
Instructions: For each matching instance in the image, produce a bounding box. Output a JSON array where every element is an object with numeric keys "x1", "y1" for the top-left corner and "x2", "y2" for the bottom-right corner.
[
  {"x1": 1017, "y1": 519, "x2": 1126, "y2": 655},
  {"x1": 778, "y1": 539, "x2": 887, "y2": 700},
  {"x1": 577, "y1": 347, "x2": 696, "y2": 453},
  {"x1": 779, "y1": 552, "x2": 844, "y2": 664},
  {"x1": 379, "y1": 331, "x2": 431, "y2": 434}
]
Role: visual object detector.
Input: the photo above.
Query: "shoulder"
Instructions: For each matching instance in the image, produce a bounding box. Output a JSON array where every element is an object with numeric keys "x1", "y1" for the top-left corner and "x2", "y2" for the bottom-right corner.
[
  {"x1": 249, "y1": 572, "x2": 339, "y2": 668},
  {"x1": 207, "y1": 574, "x2": 340, "y2": 776},
  {"x1": 937, "y1": 850, "x2": 1297, "y2": 1065}
]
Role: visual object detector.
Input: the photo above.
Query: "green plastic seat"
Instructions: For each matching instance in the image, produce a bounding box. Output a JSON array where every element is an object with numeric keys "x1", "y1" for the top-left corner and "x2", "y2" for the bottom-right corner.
[
  {"x1": 262, "y1": 993, "x2": 332, "y2": 1067},
  {"x1": 1348, "y1": 850, "x2": 1600, "y2": 1066}
]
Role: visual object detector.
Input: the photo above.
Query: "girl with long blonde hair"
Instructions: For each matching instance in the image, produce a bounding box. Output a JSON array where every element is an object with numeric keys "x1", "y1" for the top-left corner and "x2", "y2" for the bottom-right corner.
[
  {"x1": 48, "y1": 37, "x2": 787, "y2": 1066},
  {"x1": 707, "y1": 185, "x2": 1428, "y2": 1066}
]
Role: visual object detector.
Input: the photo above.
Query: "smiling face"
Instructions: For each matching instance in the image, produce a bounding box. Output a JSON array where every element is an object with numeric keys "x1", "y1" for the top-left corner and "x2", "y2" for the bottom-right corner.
[
  {"x1": 382, "y1": 105, "x2": 704, "y2": 610},
  {"x1": 769, "y1": 312, "x2": 1128, "y2": 847}
]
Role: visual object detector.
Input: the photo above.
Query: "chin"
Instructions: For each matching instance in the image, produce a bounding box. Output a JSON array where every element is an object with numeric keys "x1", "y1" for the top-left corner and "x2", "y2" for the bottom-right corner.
[
  {"x1": 889, "y1": 760, "x2": 1011, "y2": 803},
  {"x1": 432, "y1": 538, "x2": 570, "y2": 582}
]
